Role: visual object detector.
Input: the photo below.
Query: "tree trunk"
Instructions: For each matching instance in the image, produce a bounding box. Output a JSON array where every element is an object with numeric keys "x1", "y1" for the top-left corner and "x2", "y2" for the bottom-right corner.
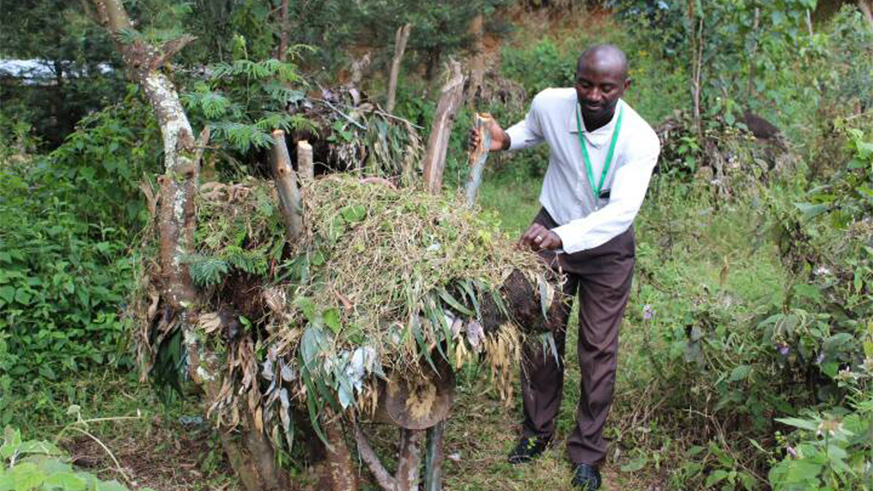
[
  {"x1": 91, "y1": 3, "x2": 290, "y2": 490},
  {"x1": 270, "y1": 129, "x2": 305, "y2": 243},
  {"x1": 859, "y1": 0, "x2": 873, "y2": 27},
  {"x1": 277, "y1": 0, "x2": 289, "y2": 61},
  {"x1": 466, "y1": 14, "x2": 486, "y2": 107},
  {"x1": 386, "y1": 24, "x2": 412, "y2": 113},
  {"x1": 395, "y1": 429, "x2": 424, "y2": 491},
  {"x1": 422, "y1": 60, "x2": 466, "y2": 194},
  {"x1": 324, "y1": 414, "x2": 358, "y2": 491},
  {"x1": 690, "y1": 16, "x2": 704, "y2": 144}
]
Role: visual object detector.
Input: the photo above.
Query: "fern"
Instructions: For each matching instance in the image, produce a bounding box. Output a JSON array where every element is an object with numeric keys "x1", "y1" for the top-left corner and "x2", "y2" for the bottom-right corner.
[
  {"x1": 208, "y1": 122, "x2": 272, "y2": 152},
  {"x1": 182, "y1": 86, "x2": 231, "y2": 119},
  {"x1": 184, "y1": 253, "x2": 229, "y2": 287},
  {"x1": 225, "y1": 246, "x2": 267, "y2": 276},
  {"x1": 263, "y1": 83, "x2": 305, "y2": 105}
]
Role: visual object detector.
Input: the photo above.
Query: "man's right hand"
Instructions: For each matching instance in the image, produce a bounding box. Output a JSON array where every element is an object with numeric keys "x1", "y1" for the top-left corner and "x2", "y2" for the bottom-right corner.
[{"x1": 469, "y1": 118, "x2": 509, "y2": 152}]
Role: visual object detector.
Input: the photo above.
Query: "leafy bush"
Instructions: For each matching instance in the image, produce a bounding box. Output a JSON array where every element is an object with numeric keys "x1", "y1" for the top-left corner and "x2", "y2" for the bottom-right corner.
[
  {"x1": 0, "y1": 98, "x2": 161, "y2": 422},
  {"x1": 769, "y1": 374, "x2": 873, "y2": 490},
  {"x1": 182, "y1": 35, "x2": 313, "y2": 158},
  {"x1": 0, "y1": 426, "x2": 146, "y2": 491},
  {"x1": 0, "y1": 164, "x2": 135, "y2": 409}
]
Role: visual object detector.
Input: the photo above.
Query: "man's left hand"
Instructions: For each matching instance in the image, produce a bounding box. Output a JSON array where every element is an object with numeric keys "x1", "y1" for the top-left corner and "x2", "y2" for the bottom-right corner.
[{"x1": 520, "y1": 223, "x2": 563, "y2": 251}]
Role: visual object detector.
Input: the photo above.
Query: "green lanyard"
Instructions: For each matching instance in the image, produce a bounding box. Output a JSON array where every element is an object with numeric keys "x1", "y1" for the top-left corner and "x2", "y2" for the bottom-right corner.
[{"x1": 575, "y1": 104, "x2": 623, "y2": 201}]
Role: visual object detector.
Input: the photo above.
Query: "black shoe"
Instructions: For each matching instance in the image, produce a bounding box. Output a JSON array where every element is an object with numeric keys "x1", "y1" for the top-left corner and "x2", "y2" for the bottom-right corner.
[
  {"x1": 507, "y1": 435, "x2": 551, "y2": 464},
  {"x1": 571, "y1": 463, "x2": 602, "y2": 490}
]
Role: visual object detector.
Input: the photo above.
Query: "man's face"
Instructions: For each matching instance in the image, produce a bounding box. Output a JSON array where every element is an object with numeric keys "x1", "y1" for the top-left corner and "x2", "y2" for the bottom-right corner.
[{"x1": 574, "y1": 63, "x2": 629, "y2": 121}]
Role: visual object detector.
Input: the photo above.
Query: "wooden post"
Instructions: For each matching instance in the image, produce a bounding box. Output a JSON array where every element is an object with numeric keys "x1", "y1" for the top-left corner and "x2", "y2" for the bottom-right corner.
[
  {"x1": 270, "y1": 130, "x2": 304, "y2": 243},
  {"x1": 386, "y1": 23, "x2": 412, "y2": 113},
  {"x1": 422, "y1": 60, "x2": 466, "y2": 194},
  {"x1": 395, "y1": 429, "x2": 423, "y2": 491},
  {"x1": 464, "y1": 113, "x2": 493, "y2": 208},
  {"x1": 297, "y1": 140, "x2": 314, "y2": 181},
  {"x1": 423, "y1": 420, "x2": 446, "y2": 491}
]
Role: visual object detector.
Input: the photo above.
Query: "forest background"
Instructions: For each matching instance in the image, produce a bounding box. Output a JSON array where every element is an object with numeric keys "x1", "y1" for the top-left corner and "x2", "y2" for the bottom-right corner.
[{"x1": 1, "y1": 0, "x2": 872, "y2": 489}]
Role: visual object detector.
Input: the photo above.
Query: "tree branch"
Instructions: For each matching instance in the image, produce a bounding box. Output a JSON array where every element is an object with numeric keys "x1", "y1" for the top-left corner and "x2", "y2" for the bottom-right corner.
[
  {"x1": 386, "y1": 23, "x2": 412, "y2": 113},
  {"x1": 354, "y1": 423, "x2": 396, "y2": 491}
]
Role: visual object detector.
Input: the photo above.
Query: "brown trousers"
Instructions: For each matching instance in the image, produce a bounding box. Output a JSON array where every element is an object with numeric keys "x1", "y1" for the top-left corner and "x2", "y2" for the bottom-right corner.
[{"x1": 521, "y1": 208, "x2": 635, "y2": 466}]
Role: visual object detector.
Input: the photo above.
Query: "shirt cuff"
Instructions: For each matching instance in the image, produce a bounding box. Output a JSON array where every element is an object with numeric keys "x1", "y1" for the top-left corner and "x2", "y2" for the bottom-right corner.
[
  {"x1": 551, "y1": 224, "x2": 585, "y2": 254},
  {"x1": 505, "y1": 125, "x2": 526, "y2": 151}
]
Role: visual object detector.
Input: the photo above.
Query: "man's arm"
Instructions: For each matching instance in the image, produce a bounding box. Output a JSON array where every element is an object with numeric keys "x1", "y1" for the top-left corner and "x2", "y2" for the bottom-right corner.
[{"x1": 551, "y1": 134, "x2": 660, "y2": 254}]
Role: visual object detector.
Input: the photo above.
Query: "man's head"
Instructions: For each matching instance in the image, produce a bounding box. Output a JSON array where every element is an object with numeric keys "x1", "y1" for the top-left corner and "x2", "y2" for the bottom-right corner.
[{"x1": 575, "y1": 44, "x2": 630, "y2": 122}]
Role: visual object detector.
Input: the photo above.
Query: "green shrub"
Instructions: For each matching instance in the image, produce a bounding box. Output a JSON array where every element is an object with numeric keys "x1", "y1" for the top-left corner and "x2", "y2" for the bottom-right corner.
[
  {"x1": 0, "y1": 425, "x2": 148, "y2": 491},
  {"x1": 0, "y1": 163, "x2": 135, "y2": 409},
  {"x1": 0, "y1": 97, "x2": 161, "y2": 423}
]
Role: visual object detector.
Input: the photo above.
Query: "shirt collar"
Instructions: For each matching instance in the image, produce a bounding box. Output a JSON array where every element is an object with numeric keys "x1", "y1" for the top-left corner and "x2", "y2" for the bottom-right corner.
[{"x1": 568, "y1": 98, "x2": 623, "y2": 135}]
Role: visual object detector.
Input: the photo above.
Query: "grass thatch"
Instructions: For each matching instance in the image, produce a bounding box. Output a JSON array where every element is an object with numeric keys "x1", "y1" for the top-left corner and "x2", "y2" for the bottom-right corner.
[{"x1": 137, "y1": 174, "x2": 555, "y2": 446}]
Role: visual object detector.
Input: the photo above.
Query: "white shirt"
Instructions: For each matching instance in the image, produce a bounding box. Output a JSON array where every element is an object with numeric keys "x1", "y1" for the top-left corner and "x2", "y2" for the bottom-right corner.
[{"x1": 505, "y1": 88, "x2": 660, "y2": 254}]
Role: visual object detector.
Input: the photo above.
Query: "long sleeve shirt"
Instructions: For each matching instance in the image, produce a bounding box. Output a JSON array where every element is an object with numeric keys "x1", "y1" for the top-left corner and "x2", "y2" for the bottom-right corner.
[{"x1": 505, "y1": 88, "x2": 660, "y2": 254}]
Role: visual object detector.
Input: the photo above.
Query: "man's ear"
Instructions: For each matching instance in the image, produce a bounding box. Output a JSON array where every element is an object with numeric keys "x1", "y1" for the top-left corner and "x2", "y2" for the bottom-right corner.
[{"x1": 624, "y1": 77, "x2": 633, "y2": 91}]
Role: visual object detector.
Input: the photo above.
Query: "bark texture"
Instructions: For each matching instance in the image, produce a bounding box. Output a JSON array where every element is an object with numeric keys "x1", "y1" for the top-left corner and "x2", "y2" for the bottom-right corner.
[
  {"x1": 860, "y1": 0, "x2": 873, "y2": 26},
  {"x1": 466, "y1": 14, "x2": 486, "y2": 106},
  {"x1": 395, "y1": 429, "x2": 424, "y2": 491},
  {"x1": 277, "y1": 0, "x2": 290, "y2": 61},
  {"x1": 325, "y1": 415, "x2": 358, "y2": 491},
  {"x1": 386, "y1": 24, "x2": 412, "y2": 113},
  {"x1": 422, "y1": 61, "x2": 466, "y2": 194},
  {"x1": 271, "y1": 129, "x2": 305, "y2": 243}
]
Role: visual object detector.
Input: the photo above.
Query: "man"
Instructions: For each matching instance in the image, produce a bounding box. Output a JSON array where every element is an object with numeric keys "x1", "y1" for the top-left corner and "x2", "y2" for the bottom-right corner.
[{"x1": 471, "y1": 44, "x2": 659, "y2": 489}]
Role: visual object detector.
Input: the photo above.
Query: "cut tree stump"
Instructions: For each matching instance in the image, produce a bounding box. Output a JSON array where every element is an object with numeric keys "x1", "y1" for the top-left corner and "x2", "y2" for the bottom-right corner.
[
  {"x1": 297, "y1": 140, "x2": 314, "y2": 181},
  {"x1": 422, "y1": 60, "x2": 466, "y2": 194},
  {"x1": 271, "y1": 129, "x2": 304, "y2": 243}
]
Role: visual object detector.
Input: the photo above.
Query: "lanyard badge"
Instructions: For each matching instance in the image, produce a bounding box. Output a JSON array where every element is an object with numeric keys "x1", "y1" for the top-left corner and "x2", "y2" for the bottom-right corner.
[{"x1": 576, "y1": 104, "x2": 623, "y2": 201}]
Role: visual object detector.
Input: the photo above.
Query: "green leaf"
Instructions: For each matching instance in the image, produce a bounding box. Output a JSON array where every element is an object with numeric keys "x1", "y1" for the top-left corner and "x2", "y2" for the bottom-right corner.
[
  {"x1": 705, "y1": 469, "x2": 729, "y2": 488},
  {"x1": 13, "y1": 289, "x2": 32, "y2": 306},
  {"x1": 783, "y1": 460, "x2": 823, "y2": 483},
  {"x1": 323, "y1": 308, "x2": 342, "y2": 334},
  {"x1": 620, "y1": 455, "x2": 648, "y2": 473},
  {"x1": 771, "y1": 10, "x2": 786, "y2": 26},
  {"x1": 43, "y1": 471, "x2": 87, "y2": 490},
  {"x1": 95, "y1": 479, "x2": 129, "y2": 491},
  {"x1": 294, "y1": 296, "x2": 316, "y2": 323},
  {"x1": 793, "y1": 284, "x2": 822, "y2": 304},
  {"x1": 729, "y1": 365, "x2": 751, "y2": 382},
  {"x1": 340, "y1": 205, "x2": 367, "y2": 223},
  {"x1": 0, "y1": 286, "x2": 13, "y2": 304},
  {"x1": 437, "y1": 288, "x2": 474, "y2": 316},
  {"x1": 794, "y1": 202, "x2": 828, "y2": 220},
  {"x1": 4, "y1": 462, "x2": 46, "y2": 490},
  {"x1": 776, "y1": 417, "x2": 819, "y2": 432}
]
